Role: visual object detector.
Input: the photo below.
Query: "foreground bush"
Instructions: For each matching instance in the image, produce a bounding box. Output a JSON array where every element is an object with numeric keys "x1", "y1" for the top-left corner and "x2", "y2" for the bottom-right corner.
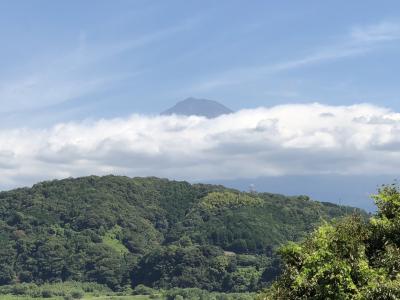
[{"x1": 259, "y1": 184, "x2": 400, "y2": 299}]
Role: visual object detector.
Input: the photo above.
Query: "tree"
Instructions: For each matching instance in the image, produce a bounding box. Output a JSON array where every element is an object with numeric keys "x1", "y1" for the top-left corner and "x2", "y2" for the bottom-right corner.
[
  {"x1": 0, "y1": 244, "x2": 16, "y2": 284},
  {"x1": 258, "y1": 184, "x2": 400, "y2": 300}
]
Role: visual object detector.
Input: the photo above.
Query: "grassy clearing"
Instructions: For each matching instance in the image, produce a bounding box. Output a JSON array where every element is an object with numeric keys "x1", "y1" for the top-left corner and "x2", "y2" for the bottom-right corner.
[{"x1": 102, "y1": 225, "x2": 130, "y2": 254}]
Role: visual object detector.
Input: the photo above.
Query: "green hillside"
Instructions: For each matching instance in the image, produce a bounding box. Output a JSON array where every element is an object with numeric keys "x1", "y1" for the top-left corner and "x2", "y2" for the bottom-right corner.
[{"x1": 0, "y1": 175, "x2": 365, "y2": 293}]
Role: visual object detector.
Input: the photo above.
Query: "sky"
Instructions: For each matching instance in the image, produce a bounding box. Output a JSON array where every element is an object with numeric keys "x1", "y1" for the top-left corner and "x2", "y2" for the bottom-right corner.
[{"x1": 1, "y1": 1, "x2": 400, "y2": 210}]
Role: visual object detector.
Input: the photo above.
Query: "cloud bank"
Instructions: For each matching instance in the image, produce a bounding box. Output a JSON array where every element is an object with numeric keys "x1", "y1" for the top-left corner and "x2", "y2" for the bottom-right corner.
[{"x1": 1, "y1": 103, "x2": 400, "y2": 188}]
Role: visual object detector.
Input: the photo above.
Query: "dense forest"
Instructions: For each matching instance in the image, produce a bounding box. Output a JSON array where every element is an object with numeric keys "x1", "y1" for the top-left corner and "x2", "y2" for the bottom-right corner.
[{"x1": 0, "y1": 175, "x2": 364, "y2": 295}]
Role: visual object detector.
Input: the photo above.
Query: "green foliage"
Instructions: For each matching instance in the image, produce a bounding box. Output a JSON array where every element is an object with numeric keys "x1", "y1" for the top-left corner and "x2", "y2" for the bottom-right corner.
[
  {"x1": 170, "y1": 192, "x2": 364, "y2": 255},
  {"x1": 0, "y1": 175, "x2": 360, "y2": 293},
  {"x1": 199, "y1": 191, "x2": 263, "y2": 210},
  {"x1": 41, "y1": 289, "x2": 53, "y2": 298},
  {"x1": 259, "y1": 184, "x2": 400, "y2": 299},
  {"x1": 70, "y1": 290, "x2": 84, "y2": 299},
  {"x1": 103, "y1": 225, "x2": 130, "y2": 254},
  {"x1": 0, "y1": 281, "x2": 110, "y2": 298},
  {"x1": 163, "y1": 288, "x2": 256, "y2": 300},
  {"x1": 132, "y1": 244, "x2": 262, "y2": 291},
  {"x1": 132, "y1": 284, "x2": 156, "y2": 295}
]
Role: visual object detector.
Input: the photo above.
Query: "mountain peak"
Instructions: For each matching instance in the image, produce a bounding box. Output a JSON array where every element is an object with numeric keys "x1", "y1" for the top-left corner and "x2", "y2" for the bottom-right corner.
[{"x1": 161, "y1": 97, "x2": 233, "y2": 118}]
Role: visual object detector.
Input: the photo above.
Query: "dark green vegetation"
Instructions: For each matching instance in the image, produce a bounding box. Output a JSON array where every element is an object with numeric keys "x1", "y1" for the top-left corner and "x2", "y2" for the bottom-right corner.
[
  {"x1": 0, "y1": 175, "x2": 363, "y2": 294},
  {"x1": 0, "y1": 281, "x2": 255, "y2": 299},
  {"x1": 0, "y1": 281, "x2": 110, "y2": 299},
  {"x1": 259, "y1": 184, "x2": 400, "y2": 299},
  {"x1": 0, "y1": 282, "x2": 257, "y2": 299}
]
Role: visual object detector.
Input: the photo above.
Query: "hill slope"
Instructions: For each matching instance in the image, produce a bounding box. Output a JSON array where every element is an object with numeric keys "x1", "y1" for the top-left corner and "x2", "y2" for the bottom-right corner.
[
  {"x1": 161, "y1": 97, "x2": 233, "y2": 118},
  {"x1": 0, "y1": 175, "x2": 365, "y2": 292}
]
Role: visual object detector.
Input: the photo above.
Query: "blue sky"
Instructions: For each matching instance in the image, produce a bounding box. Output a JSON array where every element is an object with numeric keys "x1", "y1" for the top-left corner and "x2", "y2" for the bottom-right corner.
[
  {"x1": 1, "y1": 1, "x2": 400, "y2": 126},
  {"x1": 1, "y1": 1, "x2": 400, "y2": 210}
]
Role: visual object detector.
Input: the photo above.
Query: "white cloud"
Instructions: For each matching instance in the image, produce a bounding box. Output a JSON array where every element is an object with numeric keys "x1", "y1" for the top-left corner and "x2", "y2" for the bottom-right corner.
[{"x1": 1, "y1": 103, "x2": 400, "y2": 189}]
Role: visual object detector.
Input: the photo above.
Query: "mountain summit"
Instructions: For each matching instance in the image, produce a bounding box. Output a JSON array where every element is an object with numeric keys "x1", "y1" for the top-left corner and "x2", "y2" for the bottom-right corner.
[{"x1": 161, "y1": 97, "x2": 233, "y2": 118}]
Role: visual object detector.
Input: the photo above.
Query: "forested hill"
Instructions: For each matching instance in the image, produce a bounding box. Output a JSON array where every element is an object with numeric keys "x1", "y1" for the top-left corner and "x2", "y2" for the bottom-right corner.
[{"x1": 0, "y1": 175, "x2": 366, "y2": 292}]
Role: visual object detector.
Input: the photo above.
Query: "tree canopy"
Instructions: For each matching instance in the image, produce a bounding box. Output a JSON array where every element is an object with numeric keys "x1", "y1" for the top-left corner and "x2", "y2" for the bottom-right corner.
[{"x1": 259, "y1": 184, "x2": 400, "y2": 300}]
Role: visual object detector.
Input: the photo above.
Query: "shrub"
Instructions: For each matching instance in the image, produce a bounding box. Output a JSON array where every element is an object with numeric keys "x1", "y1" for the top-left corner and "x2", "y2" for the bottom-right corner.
[
  {"x1": 41, "y1": 289, "x2": 53, "y2": 298},
  {"x1": 71, "y1": 290, "x2": 84, "y2": 299},
  {"x1": 132, "y1": 284, "x2": 155, "y2": 295}
]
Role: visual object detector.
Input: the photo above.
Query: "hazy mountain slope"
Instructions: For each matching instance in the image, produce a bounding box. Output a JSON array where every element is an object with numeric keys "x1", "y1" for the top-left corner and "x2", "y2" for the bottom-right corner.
[
  {"x1": 161, "y1": 97, "x2": 233, "y2": 118},
  {"x1": 0, "y1": 175, "x2": 365, "y2": 291},
  {"x1": 210, "y1": 175, "x2": 385, "y2": 212}
]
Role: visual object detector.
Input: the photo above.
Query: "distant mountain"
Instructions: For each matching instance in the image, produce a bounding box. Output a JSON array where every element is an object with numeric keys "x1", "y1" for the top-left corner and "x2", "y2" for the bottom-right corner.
[
  {"x1": 0, "y1": 175, "x2": 364, "y2": 292},
  {"x1": 161, "y1": 97, "x2": 233, "y2": 118}
]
